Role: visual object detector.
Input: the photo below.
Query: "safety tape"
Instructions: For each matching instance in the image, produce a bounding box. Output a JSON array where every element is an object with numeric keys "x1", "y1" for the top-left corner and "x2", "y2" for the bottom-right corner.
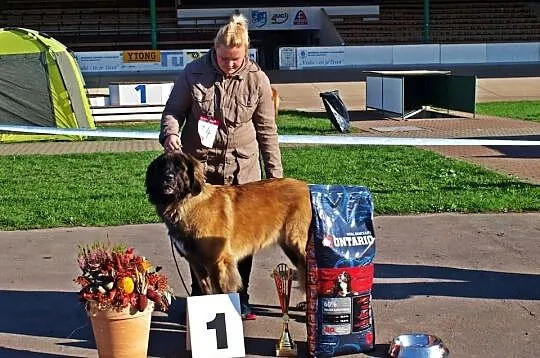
[{"x1": 1, "y1": 125, "x2": 539, "y2": 146}]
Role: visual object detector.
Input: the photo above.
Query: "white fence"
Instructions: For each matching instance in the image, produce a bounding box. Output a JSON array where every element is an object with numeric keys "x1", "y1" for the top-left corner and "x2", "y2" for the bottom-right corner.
[{"x1": 279, "y1": 42, "x2": 540, "y2": 69}]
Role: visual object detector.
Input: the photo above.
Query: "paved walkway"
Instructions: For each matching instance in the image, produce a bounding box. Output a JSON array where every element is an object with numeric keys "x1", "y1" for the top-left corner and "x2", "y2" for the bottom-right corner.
[
  {"x1": 1, "y1": 78, "x2": 539, "y2": 183},
  {"x1": 0, "y1": 214, "x2": 539, "y2": 358}
]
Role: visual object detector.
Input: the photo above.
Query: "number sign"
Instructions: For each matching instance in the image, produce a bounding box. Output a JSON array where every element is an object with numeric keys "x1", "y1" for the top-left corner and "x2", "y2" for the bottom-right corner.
[{"x1": 186, "y1": 293, "x2": 245, "y2": 358}]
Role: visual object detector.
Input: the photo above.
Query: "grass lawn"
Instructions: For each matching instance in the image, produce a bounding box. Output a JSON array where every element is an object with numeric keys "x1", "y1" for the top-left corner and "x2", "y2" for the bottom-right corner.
[
  {"x1": 476, "y1": 101, "x2": 540, "y2": 122},
  {"x1": 1, "y1": 101, "x2": 538, "y2": 231},
  {"x1": 96, "y1": 110, "x2": 343, "y2": 135},
  {"x1": 96, "y1": 101, "x2": 540, "y2": 134},
  {"x1": 0, "y1": 146, "x2": 537, "y2": 231}
]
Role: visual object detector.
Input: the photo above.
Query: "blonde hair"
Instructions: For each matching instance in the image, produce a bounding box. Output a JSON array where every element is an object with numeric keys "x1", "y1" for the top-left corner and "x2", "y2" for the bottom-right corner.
[{"x1": 214, "y1": 14, "x2": 250, "y2": 49}]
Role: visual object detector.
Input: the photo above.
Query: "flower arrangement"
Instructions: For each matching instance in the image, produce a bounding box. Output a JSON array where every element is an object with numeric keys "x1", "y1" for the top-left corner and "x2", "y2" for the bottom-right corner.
[{"x1": 74, "y1": 241, "x2": 174, "y2": 312}]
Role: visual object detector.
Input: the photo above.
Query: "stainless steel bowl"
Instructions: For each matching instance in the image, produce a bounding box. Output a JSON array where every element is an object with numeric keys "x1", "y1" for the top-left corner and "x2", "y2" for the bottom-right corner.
[{"x1": 388, "y1": 333, "x2": 450, "y2": 358}]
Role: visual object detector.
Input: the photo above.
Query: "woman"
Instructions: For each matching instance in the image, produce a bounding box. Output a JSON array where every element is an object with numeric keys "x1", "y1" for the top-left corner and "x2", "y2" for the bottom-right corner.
[{"x1": 159, "y1": 14, "x2": 282, "y2": 320}]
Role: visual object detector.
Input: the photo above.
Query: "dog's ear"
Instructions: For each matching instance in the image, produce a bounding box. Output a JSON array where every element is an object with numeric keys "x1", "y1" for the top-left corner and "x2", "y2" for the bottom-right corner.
[
  {"x1": 184, "y1": 153, "x2": 205, "y2": 196},
  {"x1": 145, "y1": 153, "x2": 165, "y2": 205}
]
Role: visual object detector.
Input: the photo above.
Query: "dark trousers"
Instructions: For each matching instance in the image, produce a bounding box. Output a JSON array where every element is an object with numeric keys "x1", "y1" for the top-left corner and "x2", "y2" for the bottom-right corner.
[{"x1": 190, "y1": 255, "x2": 253, "y2": 302}]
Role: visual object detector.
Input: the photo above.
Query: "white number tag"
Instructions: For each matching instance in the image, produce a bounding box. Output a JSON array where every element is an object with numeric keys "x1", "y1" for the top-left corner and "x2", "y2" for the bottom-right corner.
[
  {"x1": 186, "y1": 293, "x2": 245, "y2": 358},
  {"x1": 198, "y1": 115, "x2": 219, "y2": 148}
]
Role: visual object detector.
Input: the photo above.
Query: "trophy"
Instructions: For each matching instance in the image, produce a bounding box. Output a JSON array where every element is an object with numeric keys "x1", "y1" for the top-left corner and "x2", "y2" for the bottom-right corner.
[{"x1": 272, "y1": 263, "x2": 298, "y2": 357}]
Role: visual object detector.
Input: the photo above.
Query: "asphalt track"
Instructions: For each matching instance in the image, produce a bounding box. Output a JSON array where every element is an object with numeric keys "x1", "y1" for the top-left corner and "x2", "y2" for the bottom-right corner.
[{"x1": 0, "y1": 214, "x2": 538, "y2": 357}]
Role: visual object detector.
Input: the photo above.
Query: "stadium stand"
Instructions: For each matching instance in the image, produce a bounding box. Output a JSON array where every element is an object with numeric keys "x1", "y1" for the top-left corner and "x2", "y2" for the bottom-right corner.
[
  {"x1": 329, "y1": 0, "x2": 540, "y2": 45},
  {"x1": 1, "y1": 0, "x2": 216, "y2": 50},
  {"x1": 330, "y1": 2, "x2": 423, "y2": 45},
  {"x1": 429, "y1": 1, "x2": 540, "y2": 43},
  {"x1": 1, "y1": 1, "x2": 539, "y2": 54}
]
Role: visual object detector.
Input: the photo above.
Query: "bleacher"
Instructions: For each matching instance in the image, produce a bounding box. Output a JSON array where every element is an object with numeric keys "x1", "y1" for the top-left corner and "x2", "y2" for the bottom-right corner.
[
  {"x1": 0, "y1": 0, "x2": 216, "y2": 50},
  {"x1": 330, "y1": 0, "x2": 540, "y2": 45},
  {"x1": 430, "y1": 1, "x2": 540, "y2": 43},
  {"x1": 3, "y1": 1, "x2": 540, "y2": 52},
  {"x1": 329, "y1": 1, "x2": 424, "y2": 45}
]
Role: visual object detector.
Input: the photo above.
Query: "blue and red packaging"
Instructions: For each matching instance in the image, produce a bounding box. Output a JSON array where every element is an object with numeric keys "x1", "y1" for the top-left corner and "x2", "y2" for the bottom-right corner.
[{"x1": 307, "y1": 184, "x2": 376, "y2": 357}]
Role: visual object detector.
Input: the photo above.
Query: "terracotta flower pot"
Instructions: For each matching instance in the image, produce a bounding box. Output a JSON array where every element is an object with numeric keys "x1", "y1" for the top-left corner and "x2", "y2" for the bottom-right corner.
[{"x1": 87, "y1": 302, "x2": 154, "y2": 358}]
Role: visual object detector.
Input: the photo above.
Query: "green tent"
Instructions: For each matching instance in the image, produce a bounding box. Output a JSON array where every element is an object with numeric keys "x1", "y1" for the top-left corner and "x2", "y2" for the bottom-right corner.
[{"x1": 0, "y1": 27, "x2": 95, "y2": 143}]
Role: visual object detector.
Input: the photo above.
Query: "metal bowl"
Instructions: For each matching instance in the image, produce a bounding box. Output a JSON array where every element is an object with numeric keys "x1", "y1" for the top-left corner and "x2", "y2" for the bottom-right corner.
[{"x1": 388, "y1": 333, "x2": 450, "y2": 358}]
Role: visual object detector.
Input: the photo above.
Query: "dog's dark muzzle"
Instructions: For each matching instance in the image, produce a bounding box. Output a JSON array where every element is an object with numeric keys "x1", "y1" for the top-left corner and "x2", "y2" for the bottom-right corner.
[{"x1": 162, "y1": 173, "x2": 177, "y2": 195}]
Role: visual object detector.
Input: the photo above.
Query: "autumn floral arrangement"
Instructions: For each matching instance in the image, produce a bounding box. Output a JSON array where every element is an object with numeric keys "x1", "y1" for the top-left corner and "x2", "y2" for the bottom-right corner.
[{"x1": 74, "y1": 241, "x2": 174, "y2": 313}]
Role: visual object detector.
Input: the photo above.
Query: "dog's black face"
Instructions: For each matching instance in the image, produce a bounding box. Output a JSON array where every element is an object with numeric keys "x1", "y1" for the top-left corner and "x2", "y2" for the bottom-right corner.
[
  {"x1": 145, "y1": 152, "x2": 204, "y2": 207},
  {"x1": 337, "y1": 272, "x2": 351, "y2": 285}
]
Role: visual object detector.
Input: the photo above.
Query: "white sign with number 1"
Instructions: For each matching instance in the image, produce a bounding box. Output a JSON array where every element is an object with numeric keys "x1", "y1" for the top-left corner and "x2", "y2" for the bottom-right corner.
[{"x1": 186, "y1": 293, "x2": 246, "y2": 357}]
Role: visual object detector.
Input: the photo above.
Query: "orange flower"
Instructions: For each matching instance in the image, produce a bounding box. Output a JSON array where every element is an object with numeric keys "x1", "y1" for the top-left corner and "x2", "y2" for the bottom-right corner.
[
  {"x1": 117, "y1": 276, "x2": 135, "y2": 294},
  {"x1": 139, "y1": 259, "x2": 153, "y2": 272},
  {"x1": 75, "y1": 243, "x2": 173, "y2": 312}
]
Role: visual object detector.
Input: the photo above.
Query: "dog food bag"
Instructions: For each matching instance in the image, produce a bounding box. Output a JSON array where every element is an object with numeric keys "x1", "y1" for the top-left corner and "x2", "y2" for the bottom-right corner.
[{"x1": 306, "y1": 184, "x2": 376, "y2": 357}]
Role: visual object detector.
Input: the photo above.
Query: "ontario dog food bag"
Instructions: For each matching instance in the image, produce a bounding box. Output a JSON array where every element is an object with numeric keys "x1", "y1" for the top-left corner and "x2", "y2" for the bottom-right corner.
[{"x1": 307, "y1": 184, "x2": 376, "y2": 357}]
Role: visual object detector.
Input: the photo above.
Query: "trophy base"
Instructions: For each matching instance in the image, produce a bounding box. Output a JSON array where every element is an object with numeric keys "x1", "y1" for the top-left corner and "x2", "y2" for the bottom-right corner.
[{"x1": 275, "y1": 345, "x2": 297, "y2": 357}]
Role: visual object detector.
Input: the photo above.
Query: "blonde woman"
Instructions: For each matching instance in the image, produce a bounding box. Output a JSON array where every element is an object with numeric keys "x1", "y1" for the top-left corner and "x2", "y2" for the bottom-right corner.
[{"x1": 160, "y1": 14, "x2": 282, "y2": 320}]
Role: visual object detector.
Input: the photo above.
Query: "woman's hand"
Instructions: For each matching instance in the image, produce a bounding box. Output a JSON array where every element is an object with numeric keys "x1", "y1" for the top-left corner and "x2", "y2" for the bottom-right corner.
[{"x1": 164, "y1": 134, "x2": 181, "y2": 152}]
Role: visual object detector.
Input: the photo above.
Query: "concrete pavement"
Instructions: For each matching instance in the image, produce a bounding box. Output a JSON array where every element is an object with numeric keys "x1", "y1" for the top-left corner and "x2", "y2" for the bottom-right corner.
[
  {"x1": 271, "y1": 77, "x2": 540, "y2": 112},
  {"x1": 0, "y1": 213, "x2": 538, "y2": 357}
]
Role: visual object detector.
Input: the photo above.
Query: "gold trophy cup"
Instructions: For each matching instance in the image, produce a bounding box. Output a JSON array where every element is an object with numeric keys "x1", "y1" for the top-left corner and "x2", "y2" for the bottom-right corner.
[{"x1": 272, "y1": 263, "x2": 298, "y2": 357}]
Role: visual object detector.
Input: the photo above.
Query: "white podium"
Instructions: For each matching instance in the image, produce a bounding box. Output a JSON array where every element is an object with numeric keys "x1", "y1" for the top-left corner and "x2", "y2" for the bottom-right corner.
[{"x1": 108, "y1": 82, "x2": 174, "y2": 106}]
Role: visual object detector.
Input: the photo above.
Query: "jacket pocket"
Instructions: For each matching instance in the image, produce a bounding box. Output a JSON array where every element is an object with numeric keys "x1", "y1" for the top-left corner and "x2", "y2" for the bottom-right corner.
[
  {"x1": 233, "y1": 147, "x2": 256, "y2": 159},
  {"x1": 233, "y1": 147, "x2": 261, "y2": 183},
  {"x1": 235, "y1": 89, "x2": 258, "y2": 124},
  {"x1": 191, "y1": 85, "x2": 214, "y2": 115}
]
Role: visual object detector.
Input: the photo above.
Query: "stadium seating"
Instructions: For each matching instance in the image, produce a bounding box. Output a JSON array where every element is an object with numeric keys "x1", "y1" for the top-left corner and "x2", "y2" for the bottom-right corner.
[
  {"x1": 330, "y1": 0, "x2": 540, "y2": 45},
  {"x1": 1, "y1": 1, "x2": 539, "y2": 51},
  {"x1": 430, "y1": 1, "x2": 540, "y2": 43},
  {"x1": 1, "y1": 0, "x2": 216, "y2": 50}
]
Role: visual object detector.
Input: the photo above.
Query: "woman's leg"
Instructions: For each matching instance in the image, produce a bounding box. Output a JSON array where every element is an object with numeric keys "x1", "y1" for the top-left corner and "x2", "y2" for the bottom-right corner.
[
  {"x1": 237, "y1": 255, "x2": 256, "y2": 319},
  {"x1": 237, "y1": 255, "x2": 253, "y2": 299},
  {"x1": 190, "y1": 266, "x2": 203, "y2": 296}
]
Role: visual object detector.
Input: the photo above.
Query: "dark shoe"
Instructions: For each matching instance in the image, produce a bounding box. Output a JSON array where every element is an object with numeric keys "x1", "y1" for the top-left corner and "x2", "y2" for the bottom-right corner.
[
  {"x1": 240, "y1": 302, "x2": 257, "y2": 320},
  {"x1": 190, "y1": 285, "x2": 203, "y2": 296}
]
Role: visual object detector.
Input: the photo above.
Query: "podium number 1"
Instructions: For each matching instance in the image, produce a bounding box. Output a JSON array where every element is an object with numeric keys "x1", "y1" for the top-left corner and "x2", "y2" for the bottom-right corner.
[
  {"x1": 207, "y1": 313, "x2": 228, "y2": 349},
  {"x1": 135, "y1": 84, "x2": 147, "y2": 104},
  {"x1": 187, "y1": 293, "x2": 245, "y2": 357}
]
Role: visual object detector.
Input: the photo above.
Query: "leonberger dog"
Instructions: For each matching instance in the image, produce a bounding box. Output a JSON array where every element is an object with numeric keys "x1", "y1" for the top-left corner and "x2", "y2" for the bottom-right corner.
[{"x1": 145, "y1": 151, "x2": 311, "y2": 296}]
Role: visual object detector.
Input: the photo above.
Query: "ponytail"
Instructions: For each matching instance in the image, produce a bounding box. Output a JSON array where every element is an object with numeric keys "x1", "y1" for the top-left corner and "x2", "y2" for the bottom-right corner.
[{"x1": 214, "y1": 13, "x2": 250, "y2": 49}]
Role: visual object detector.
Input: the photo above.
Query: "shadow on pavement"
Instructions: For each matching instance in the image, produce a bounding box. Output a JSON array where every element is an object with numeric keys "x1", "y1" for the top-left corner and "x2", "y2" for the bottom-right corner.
[
  {"x1": 0, "y1": 348, "x2": 80, "y2": 357},
  {"x1": 250, "y1": 303, "x2": 306, "y2": 323},
  {"x1": 462, "y1": 135, "x2": 540, "y2": 159},
  {"x1": 282, "y1": 109, "x2": 389, "y2": 122},
  {"x1": 374, "y1": 263, "x2": 540, "y2": 300},
  {"x1": 1, "y1": 262, "x2": 538, "y2": 356}
]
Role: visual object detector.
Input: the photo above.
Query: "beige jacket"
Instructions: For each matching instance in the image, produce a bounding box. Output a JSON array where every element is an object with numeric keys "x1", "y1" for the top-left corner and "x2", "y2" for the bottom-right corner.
[{"x1": 160, "y1": 50, "x2": 283, "y2": 185}]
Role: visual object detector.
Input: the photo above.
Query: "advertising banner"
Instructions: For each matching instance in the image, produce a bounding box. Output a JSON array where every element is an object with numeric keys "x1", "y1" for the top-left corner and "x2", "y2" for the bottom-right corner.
[
  {"x1": 296, "y1": 47, "x2": 346, "y2": 68},
  {"x1": 122, "y1": 50, "x2": 161, "y2": 63},
  {"x1": 290, "y1": 8, "x2": 311, "y2": 29},
  {"x1": 279, "y1": 47, "x2": 297, "y2": 69},
  {"x1": 76, "y1": 49, "x2": 258, "y2": 74},
  {"x1": 249, "y1": 7, "x2": 314, "y2": 30},
  {"x1": 178, "y1": 7, "x2": 322, "y2": 30},
  {"x1": 75, "y1": 51, "x2": 184, "y2": 73}
]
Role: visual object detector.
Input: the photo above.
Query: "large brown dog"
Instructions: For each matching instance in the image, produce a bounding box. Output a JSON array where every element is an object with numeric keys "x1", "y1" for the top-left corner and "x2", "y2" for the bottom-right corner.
[{"x1": 145, "y1": 152, "x2": 312, "y2": 295}]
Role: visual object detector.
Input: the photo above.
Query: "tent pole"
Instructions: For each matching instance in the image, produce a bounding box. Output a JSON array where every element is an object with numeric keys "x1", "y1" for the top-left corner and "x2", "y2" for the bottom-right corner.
[{"x1": 150, "y1": 0, "x2": 157, "y2": 49}]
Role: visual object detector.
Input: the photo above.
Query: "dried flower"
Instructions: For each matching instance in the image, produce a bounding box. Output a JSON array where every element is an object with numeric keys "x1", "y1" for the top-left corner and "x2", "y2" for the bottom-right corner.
[{"x1": 74, "y1": 241, "x2": 174, "y2": 312}]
